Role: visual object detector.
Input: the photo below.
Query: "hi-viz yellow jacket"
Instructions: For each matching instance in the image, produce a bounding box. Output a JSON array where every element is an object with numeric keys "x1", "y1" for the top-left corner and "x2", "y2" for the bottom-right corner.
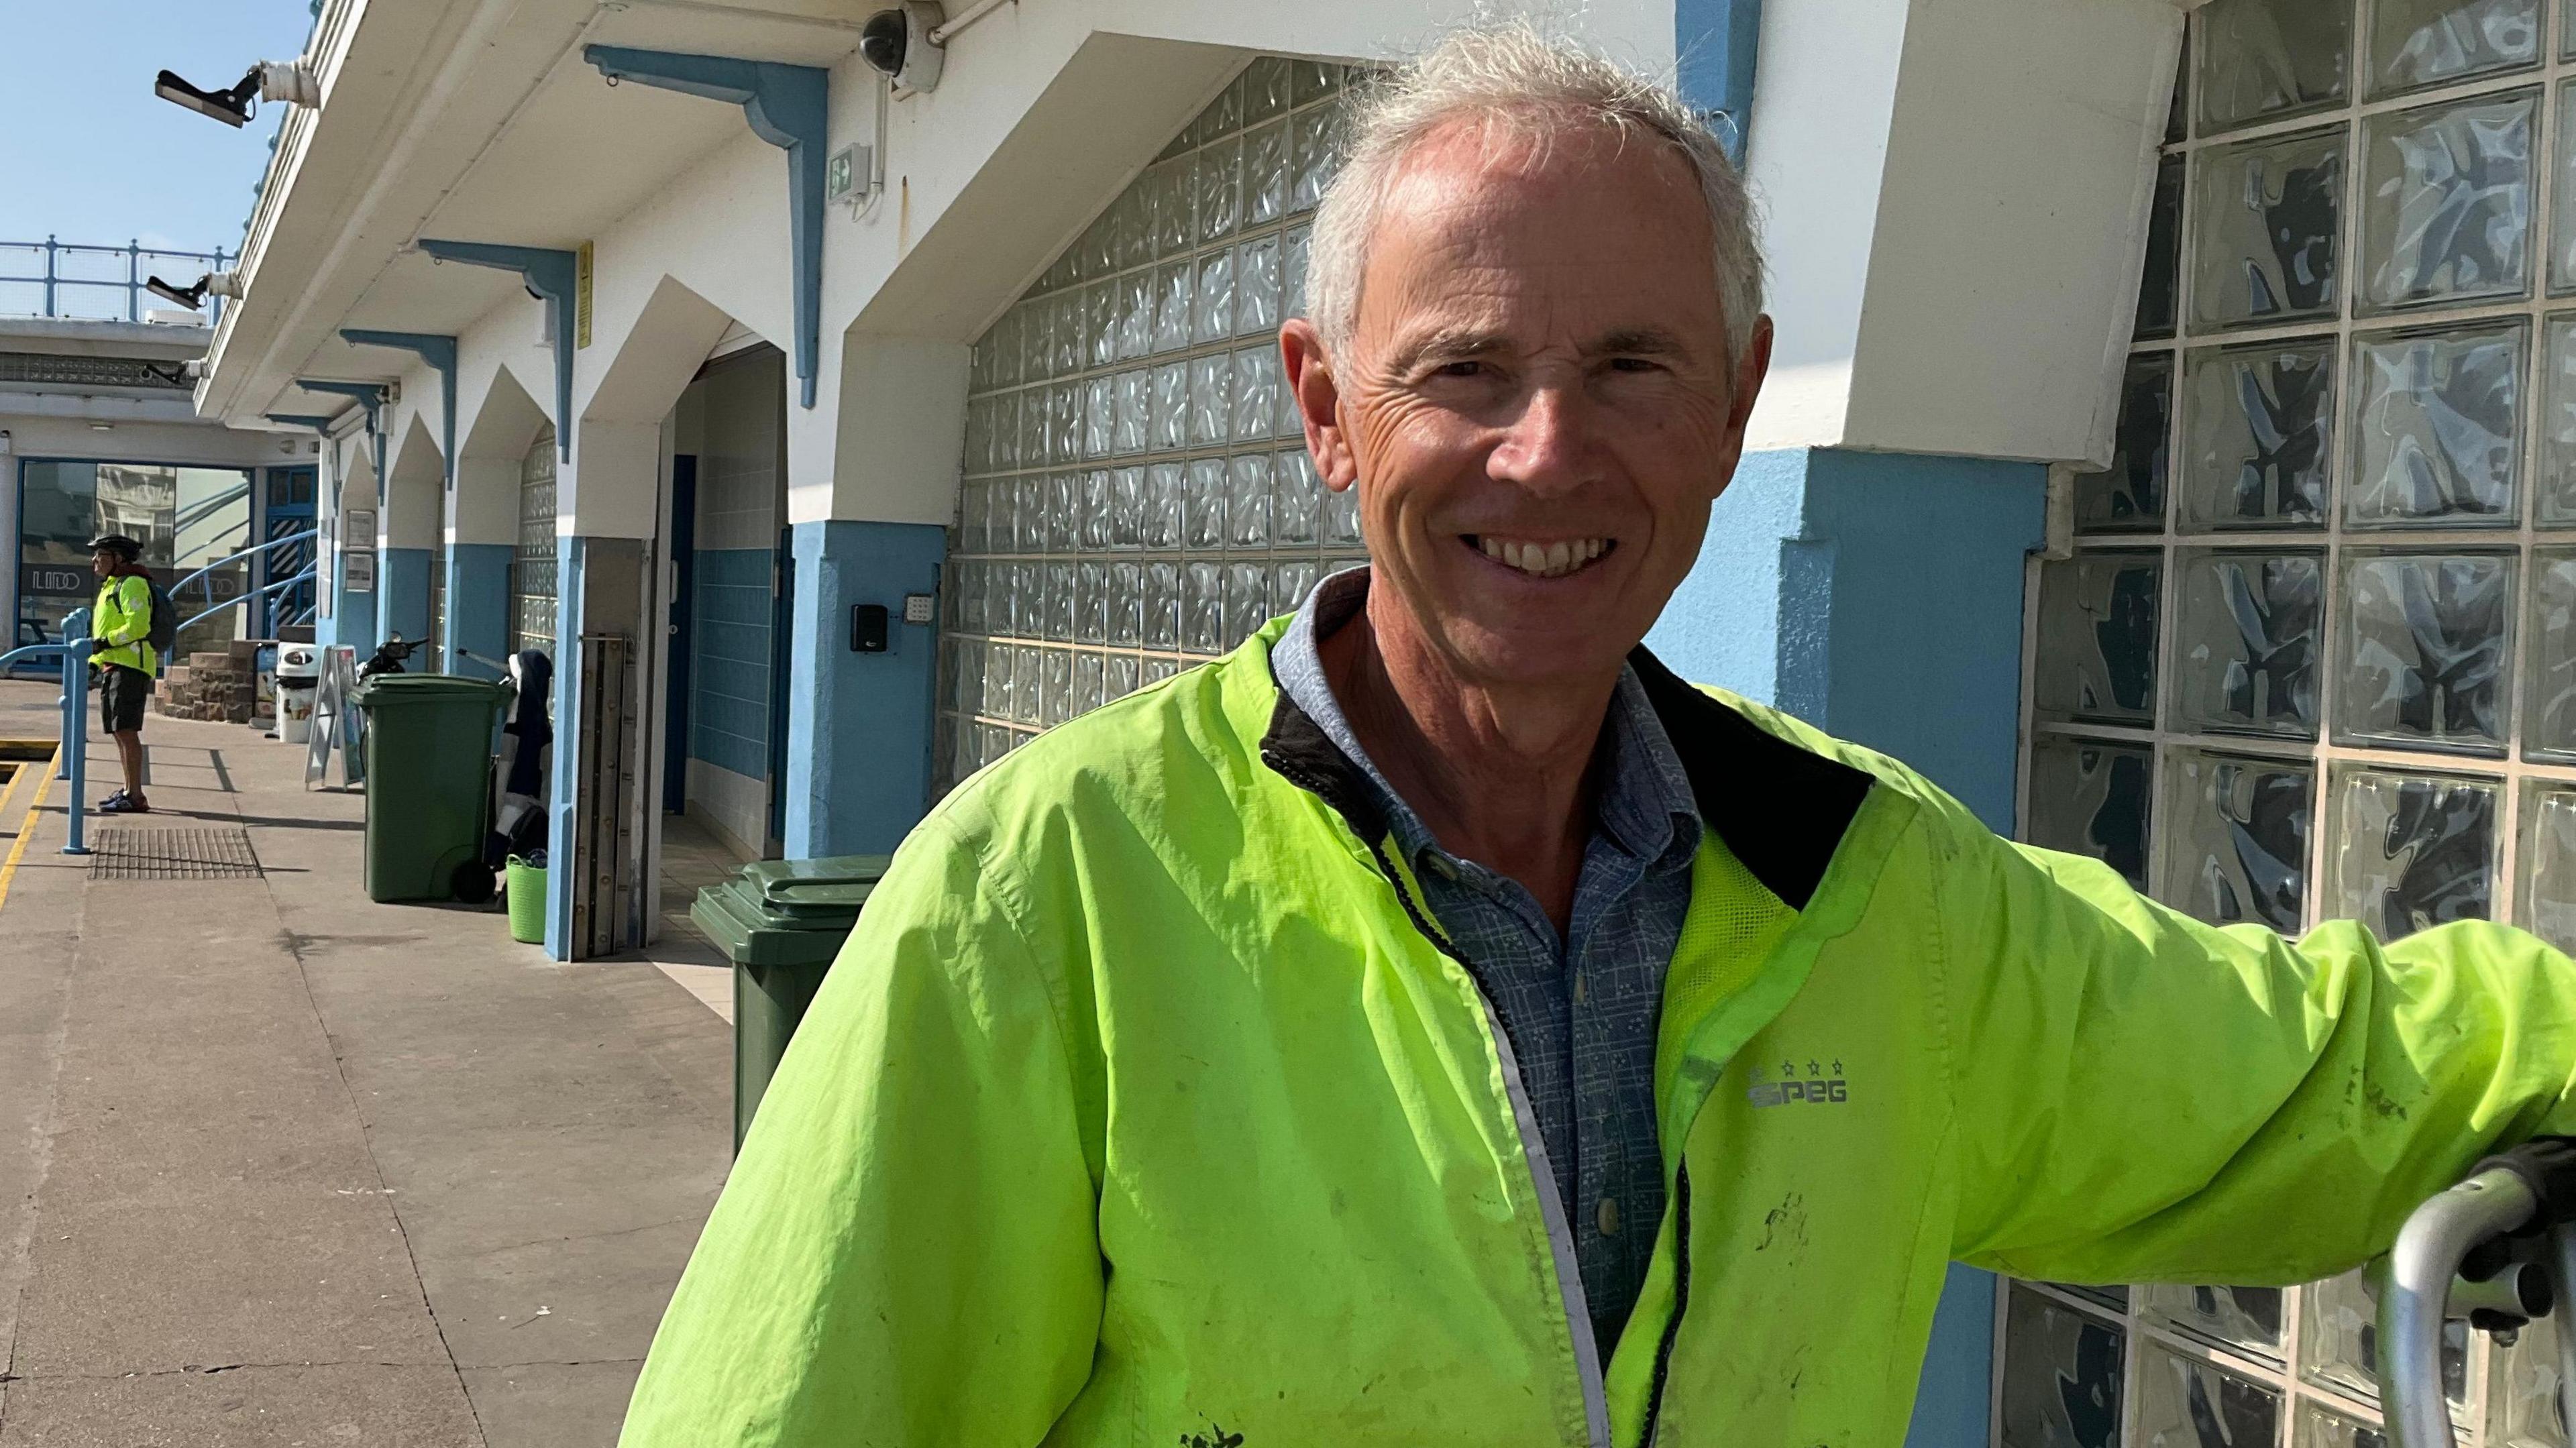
[
  {"x1": 620, "y1": 618, "x2": 2576, "y2": 1447},
  {"x1": 91, "y1": 572, "x2": 156, "y2": 677}
]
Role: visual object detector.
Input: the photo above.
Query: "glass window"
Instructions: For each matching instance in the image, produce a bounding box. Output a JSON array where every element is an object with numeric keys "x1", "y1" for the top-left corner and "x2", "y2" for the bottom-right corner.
[
  {"x1": 933, "y1": 61, "x2": 1363, "y2": 793},
  {"x1": 2011, "y1": 4, "x2": 2576, "y2": 1433},
  {"x1": 15, "y1": 459, "x2": 252, "y2": 651}
]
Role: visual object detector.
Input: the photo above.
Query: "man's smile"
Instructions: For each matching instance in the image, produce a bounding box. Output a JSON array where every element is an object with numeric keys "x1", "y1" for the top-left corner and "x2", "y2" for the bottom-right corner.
[{"x1": 1464, "y1": 533, "x2": 1618, "y2": 579}]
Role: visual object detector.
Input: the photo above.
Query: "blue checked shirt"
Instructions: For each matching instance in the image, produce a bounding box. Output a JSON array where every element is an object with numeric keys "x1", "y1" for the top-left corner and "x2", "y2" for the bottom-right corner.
[{"x1": 1270, "y1": 567, "x2": 1703, "y2": 1348}]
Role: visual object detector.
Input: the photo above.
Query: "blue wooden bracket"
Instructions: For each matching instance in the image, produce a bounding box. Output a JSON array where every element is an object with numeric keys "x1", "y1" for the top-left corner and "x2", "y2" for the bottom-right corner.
[
  {"x1": 583, "y1": 45, "x2": 827, "y2": 409},
  {"x1": 263, "y1": 413, "x2": 338, "y2": 432},
  {"x1": 340, "y1": 329, "x2": 458, "y2": 490},
  {"x1": 415, "y1": 240, "x2": 578, "y2": 457},
  {"x1": 298, "y1": 380, "x2": 389, "y2": 538}
]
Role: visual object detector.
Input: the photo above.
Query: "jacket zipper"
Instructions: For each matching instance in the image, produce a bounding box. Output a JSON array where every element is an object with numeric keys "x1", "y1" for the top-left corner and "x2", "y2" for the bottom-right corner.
[
  {"x1": 1637, "y1": 1162, "x2": 1692, "y2": 1446},
  {"x1": 1339, "y1": 822, "x2": 1613, "y2": 1448}
]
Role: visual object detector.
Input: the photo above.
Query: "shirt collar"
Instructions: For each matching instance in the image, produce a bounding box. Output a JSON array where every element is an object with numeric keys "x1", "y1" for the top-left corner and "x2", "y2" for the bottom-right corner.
[{"x1": 1270, "y1": 566, "x2": 1701, "y2": 871}]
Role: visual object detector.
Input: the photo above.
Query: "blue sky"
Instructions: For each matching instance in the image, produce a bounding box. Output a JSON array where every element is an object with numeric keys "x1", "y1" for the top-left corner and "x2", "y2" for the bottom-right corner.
[{"x1": 1, "y1": 1, "x2": 318, "y2": 255}]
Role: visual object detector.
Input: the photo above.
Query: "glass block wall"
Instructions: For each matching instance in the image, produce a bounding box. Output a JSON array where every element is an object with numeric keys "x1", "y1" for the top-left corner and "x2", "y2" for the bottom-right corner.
[
  {"x1": 932, "y1": 57, "x2": 1369, "y2": 793},
  {"x1": 2008, "y1": 0, "x2": 2576, "y2": 1441}
]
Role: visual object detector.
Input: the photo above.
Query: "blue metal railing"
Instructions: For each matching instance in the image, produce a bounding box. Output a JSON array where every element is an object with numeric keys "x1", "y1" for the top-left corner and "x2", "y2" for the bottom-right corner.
[
  {"x1": 177, "y1": 569, "x2": 315, "y2": 635},
  {"x1": 0, "y1": 237, "x2": 233, "y2": 323},
  {"x1": 0, "y1": 608, "x2": 95, "y2": 856},
  {"x1": 168, "y1": 528, "x2": 315, "y2": 623}
]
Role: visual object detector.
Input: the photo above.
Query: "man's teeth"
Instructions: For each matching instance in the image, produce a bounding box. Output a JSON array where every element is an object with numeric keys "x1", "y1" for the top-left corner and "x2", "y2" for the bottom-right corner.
[{"x1": 1476, "y1": 536, "x2": 1610, "y2": 579}]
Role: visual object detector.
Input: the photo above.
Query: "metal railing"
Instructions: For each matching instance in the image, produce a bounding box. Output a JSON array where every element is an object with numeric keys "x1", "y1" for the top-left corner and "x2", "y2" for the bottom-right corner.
[
  {"x1": 0, "y1": 609, "x2": 97, "y2": 856},
  {"x1": 0, "y1": 237, "x2": 233, "y2": 324},
  {"x1": 168, "y1": 528, "x2": 316, "y2": 630}
]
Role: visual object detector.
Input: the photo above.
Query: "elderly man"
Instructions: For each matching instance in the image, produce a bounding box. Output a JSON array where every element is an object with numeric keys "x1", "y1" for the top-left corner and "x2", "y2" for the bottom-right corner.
[{"x1": 622, "y1": 25, "x2": 2576, "y2": 1448}]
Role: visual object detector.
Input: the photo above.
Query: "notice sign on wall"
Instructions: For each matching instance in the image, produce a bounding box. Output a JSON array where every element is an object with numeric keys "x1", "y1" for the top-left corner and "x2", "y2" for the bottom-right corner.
[{"x1": 344, "y1": 551, "x2": 376, "y2": 593}]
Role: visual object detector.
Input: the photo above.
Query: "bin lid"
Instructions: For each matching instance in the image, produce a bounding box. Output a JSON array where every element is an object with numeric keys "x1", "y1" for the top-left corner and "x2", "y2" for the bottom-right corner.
[
  {"x1": 741, "y1": 854, "x2": 892, "y2": 911},
  {"x1": 275, "y1": 645, "x2": 320, "y2": 680},
  {"x1": 350, "y1": 674, "x2": 511, "y2": 706},
  {"x1": 690, "y1": 881, "x2": 853, "y2": 966}
]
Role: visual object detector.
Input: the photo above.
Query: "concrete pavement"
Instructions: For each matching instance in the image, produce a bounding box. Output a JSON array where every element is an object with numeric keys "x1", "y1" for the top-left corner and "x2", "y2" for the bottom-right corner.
[{"x1": 0, "y1": 678, "x2": 734, "y2": 1445}]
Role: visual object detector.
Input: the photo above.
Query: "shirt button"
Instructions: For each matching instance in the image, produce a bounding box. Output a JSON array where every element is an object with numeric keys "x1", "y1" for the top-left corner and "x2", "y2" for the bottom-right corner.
[
  {"x1": 1424, "y1": 855, "x2": 1458, "y2": 881},
  {"x1": 1573, "y1": 973, "x2": 1589, "y2": 1005},
  {"x1": 1597, "y1": 1196, "x2": 1620, "y2": 1237}
]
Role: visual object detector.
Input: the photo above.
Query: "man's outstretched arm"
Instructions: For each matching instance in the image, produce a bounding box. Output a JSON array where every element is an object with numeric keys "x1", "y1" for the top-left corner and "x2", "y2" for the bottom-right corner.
[
  {"x1": 1937, "y1": 788, "x2": 2576, "y2": 1287},
  {"x1": 620, "y1": 812, "x2": 1102, "y2": 1447}
]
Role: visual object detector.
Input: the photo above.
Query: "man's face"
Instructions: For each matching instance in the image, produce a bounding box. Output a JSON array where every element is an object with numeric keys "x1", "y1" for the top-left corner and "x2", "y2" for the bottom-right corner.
[
  {"x1": 1287, "y1": 121, "x2": 1772, "y2": 692},
  {"x1": 89, "y1": 548, "x2": 115, "y2": 578}
]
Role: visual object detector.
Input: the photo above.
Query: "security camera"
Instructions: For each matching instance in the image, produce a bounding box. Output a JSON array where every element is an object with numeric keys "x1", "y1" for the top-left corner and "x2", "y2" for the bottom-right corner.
[
  {"x1": 182, "y1": 358, "x2": 208, "y2": 382},
  {"x1": 859, "y1": 2, "x2": 946, "y2": 92},
  {"x1": 152, "y1": 59, "x2": 318, "y2": 127},
  {"x1": 144, "y1": 270, "x2": 241, "y2": 311}
]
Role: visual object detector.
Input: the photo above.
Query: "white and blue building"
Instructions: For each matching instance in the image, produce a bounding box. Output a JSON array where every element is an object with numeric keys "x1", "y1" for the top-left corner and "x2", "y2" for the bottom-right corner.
[{"x1": 184, "y1": 0, "x2": 2576, "y2": 1439}]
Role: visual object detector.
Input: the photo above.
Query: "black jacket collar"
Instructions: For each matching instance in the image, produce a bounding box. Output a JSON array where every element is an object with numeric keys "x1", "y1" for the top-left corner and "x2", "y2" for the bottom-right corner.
[{"x1": 1257, "y1": 645, "x2": 1872, "y2": 911}]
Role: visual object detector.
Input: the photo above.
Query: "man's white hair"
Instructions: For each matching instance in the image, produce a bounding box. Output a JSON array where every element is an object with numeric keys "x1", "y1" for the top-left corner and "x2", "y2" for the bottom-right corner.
[{"x1": 1307, "y1": 23, "x2": 1764, "y2": 367}]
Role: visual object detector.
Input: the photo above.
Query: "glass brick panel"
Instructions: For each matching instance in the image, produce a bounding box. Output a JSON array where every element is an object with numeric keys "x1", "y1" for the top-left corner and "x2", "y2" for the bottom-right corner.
[
  {"x1": 2539, "y1": 315, "x2": 2576, "y2": 520},
  {"x1": 1228, "y1": 453, "x2": 1273, "y2": 548},
  {"x1": 2139, "y1": 154, "x2": 2184, "y2": 340},
  {"x1": 2359, "y1": 89, "x2": 2536, "y2": 313},
  {"x1": 2527, "y1": 549, "x2": 2576, "y2": 759},
  {"x1": 2025, "y1": 736, "x2": 2154, "y2": 889},
  {"x1": 1246, "y1": 121, "x2": 1290, "y2": 227},
  {"x1": 2034, "y1": 551, "x2": 2163, "y2": 724},
  {"x1": 2336, "y1": 549, "x2": 2514, "y2": 753},
  {"x1": 1276, "y1": 448, "x2": 1324, "y2": 545},
  {"x1": 2178, "y1": 337, "x2": 2333, "y2": 529},
  {"x1": 2294, "y1": 1402, "x2": 2388, "y2": 1448},
  {"x1": 2131, "y1": 1344, "x2": 2282, "y2": 1448},
  {"x1": 2520, "y1": 783, "x2": 2576, "y2": 952},
  {"x1": 2196, "y1": 0, "x2": 2353, "y2": 133},
  {"x1": 1998, "y1": 1286, "x2": 2125, "y2": 1448},
  {"x1": 2076, "y1": 353, "x2": 2171, "y2": 534},
  {"x1": 1238, "y1": 236, "x2": 1283, "y2": 336},
  {"x1": 2368, "y1": 0, "x2": 2542, "y2": 98},
  {"x1": 2140, "y1": 1283, "x2": 2285, "y2": 1360},
  {"x1": 1184, "y1": 560, "x2": 1226, "y2": 654},
  {"x1": 2191, "y1": 125, "x2": 2345, "y2": 331},
  {"x1": 2302, "y1": 1268, "x2": 2472, "y2": 1407},
  {"x1": 2161, "y1": 748, "x2": 2313, "y2": 931},
  {"x1": 2347, "y1": 320, "x2": 2526, "y2": 528},
  {"x1": 1195, "y1": 244, "x2": 1236, "y2": 343},
  {"x1": 2490, "y1": 1280, "x2": 2574, "y2": 1446},
  {"x1": 2171, "y1": 548, "x2": 2322, "y2": 736},
  {"x1": 2326, "y1": 765, "x2": 2501, "y2": 936}
]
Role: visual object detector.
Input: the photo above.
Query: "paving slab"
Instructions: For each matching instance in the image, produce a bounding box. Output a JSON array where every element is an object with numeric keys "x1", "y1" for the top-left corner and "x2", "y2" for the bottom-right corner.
[
  {"x1": 0, "y1": 685, "x2": 735, "y2": 1445},
  {"x1": 0, "y1": 1363, "x2": 483, "y2": 1447}
]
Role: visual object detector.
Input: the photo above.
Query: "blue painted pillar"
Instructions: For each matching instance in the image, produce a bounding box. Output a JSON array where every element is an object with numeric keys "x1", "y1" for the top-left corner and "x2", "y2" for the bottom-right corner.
[
  {"x1": 783, "y1": 519, "x2": 946, "y2": 857},
  {"x1": 380, "y1": 547, "x2": 433, "y2": 651},
  {"x1": 445, "y1": 543, "x2": 512, "y2": 679},
  {"x1": 1645, "y1": 445, "x2": 2046, "y2": 1448}
]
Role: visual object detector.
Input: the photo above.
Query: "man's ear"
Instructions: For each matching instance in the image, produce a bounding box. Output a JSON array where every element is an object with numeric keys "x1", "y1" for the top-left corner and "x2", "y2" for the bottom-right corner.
[{"x1": 1280, "y1": 319, "x2": 1359, "y2": 493}]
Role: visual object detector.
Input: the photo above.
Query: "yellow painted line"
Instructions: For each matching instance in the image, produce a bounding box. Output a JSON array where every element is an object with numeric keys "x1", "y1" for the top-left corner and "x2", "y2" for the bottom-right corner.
[{"x1": 0, "y1": 747, "x2": 61, "y2": 916}]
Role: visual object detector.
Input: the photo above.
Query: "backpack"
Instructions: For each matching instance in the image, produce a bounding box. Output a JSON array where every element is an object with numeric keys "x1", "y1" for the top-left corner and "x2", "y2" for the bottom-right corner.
[{"x1": 140, "y1": 575, "x2": 178, "y2": 657}]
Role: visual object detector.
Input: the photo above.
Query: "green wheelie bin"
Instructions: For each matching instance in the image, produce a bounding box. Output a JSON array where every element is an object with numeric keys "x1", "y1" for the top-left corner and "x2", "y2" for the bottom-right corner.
[
  {"x1": 689, "y1": 854, "x2": 891, "y2": 1150},
  {"x1": 348, "y1": 674, "x2": 510, "y2": 905}
]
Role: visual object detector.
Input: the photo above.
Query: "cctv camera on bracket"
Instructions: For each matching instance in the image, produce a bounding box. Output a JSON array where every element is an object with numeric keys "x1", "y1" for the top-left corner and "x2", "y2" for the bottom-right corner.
[
  {"x1": 144, "y1": 270, "x2": 244, "y2": 312},
  {"x1": 860, "y1": 2, "x2": 947, "y2": 93},
  {"x1": 152, "y1": 59, "x2": 319, "y2": 127}
]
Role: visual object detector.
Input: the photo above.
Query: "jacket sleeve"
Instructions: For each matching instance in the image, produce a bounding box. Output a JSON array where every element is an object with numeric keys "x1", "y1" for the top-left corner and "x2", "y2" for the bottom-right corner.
[
  {"x1": 96, "y1": 578, "x2": 151, "y2": 649},
  {"x1": 1937, "y1": 801, "x2": 2576, "y2": 1286},
  {"x1": 618, "y1": 812, "x2": 1102, "y2": 1446}
]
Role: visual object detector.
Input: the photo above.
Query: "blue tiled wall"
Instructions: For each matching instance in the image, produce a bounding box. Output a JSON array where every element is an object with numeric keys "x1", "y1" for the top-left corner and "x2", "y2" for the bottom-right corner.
[{"x1": 690, "y1": 547, "x2": 773, "y2": 782}]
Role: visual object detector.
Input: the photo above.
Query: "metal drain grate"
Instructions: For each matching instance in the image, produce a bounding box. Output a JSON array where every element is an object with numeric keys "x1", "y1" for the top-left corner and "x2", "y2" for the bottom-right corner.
[{"x1": 87, "y1": 827, "x2": 264, "y2": 880}]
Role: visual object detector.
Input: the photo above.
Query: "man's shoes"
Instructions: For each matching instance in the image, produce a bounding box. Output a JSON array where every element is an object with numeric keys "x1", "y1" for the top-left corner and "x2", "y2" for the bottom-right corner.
[{"x1": 97, "y1": 794, "x2": 148, "y2": 815}]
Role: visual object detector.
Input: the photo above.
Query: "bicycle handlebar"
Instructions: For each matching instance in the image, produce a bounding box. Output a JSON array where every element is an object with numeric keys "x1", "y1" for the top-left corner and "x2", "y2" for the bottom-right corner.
[{"x1": 2379, "y1": 1141, "x2": 2576, "y2": 1447}]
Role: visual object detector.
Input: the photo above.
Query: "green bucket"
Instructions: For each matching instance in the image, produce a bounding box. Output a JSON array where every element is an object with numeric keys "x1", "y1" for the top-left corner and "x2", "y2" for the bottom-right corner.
[{"x1": 505, "y1": 856, "x2": 547, "y2": 944}]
